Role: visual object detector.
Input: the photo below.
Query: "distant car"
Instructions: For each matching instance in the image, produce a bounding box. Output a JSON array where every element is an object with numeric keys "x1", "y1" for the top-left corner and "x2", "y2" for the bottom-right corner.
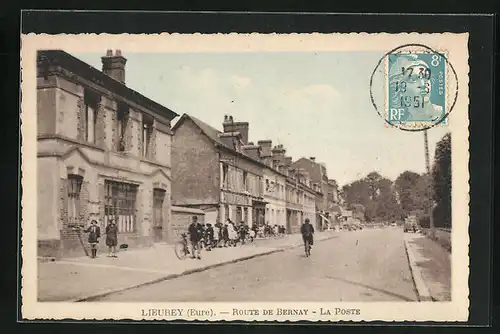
[
  {"x1": 391, "y1": 222, "x2": 397, "y2": 227},
  {"x1": 404, "y1": 220, "x2": 418, "y2": 233}
]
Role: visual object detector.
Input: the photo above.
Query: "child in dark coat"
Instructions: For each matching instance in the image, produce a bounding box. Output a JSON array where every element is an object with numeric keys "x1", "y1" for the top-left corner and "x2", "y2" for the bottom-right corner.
[{"x1": 84, "y1": 220, "x2": 101, "y2": 259}]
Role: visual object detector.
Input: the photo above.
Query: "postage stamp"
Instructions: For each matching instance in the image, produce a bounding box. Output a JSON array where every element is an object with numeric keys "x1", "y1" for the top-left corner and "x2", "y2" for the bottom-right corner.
[
  {"x1": 388, "y1": 52, "x2": 446, "y2": 124},
  {"x1": 20, "y1": 32, "x2": 470, "y2": 322}
]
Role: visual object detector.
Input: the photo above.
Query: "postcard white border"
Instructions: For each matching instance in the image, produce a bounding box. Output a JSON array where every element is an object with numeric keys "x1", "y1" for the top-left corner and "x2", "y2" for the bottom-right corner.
[{"x1": 20, "y1": 32, "x2": 470, "y2": 321}]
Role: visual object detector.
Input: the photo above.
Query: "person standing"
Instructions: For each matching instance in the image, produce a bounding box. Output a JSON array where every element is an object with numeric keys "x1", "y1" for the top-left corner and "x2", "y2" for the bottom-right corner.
[
  {"x1": 188, "y1": 216, "x2": 203, "y2": 259},
  {"x1": 105, "y1": 219, "x2": 119, "y2": 258},
  {"x1": 213, "y1": 222, "x2": 220, "y2": 248},
  {"x1": 83, "y1": 220, "x2": 101, "y2": 259},
  {"x1": 205, "y1": 223, "x2": 214, "y2": 251},
  {"x1": 222, "y1": 221, "x2": 230, "y2": 247},
  {"x1": 238, "y1": 221, "x2": 247, "y2": 245}
]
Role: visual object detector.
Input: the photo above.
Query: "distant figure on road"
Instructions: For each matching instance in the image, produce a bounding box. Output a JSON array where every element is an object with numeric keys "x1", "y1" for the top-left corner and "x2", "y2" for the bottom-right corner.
[
  {"x1": 83, "y1": 220, "x2": 101, "y2": 259},
  {"x1": 301, "y1": 218, "x2": 315, "y2": 253},
  {"x1": 105, "y1": 219, "x2": 119, "y2": 258},
  {"x1": 188, "y1": 216, "x2": 203, "y2": 259}
]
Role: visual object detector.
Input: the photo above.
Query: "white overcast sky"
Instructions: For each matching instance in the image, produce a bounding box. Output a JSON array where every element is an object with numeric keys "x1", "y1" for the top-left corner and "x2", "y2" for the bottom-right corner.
[{"x1": 74, "y1": 51, "x2": 449, "y2": 187}]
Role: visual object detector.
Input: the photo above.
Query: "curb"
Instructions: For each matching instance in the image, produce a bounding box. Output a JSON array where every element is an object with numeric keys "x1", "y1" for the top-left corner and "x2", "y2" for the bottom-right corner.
[
  {"x1": 403, "y1": 235, "x2": 433, "y2": 302},
  {"x1": 74, "y1": 234, "x2": 338, "y2": 302}
]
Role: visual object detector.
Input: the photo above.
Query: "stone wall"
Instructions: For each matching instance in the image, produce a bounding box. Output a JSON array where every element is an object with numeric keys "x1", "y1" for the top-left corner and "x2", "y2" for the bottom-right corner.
[
  {"x1": 170, "y1": 206, "x2": 205, "y2": 242},
  {"x1": 171, "y1": 118, "x2": 220, "y2": 206}
]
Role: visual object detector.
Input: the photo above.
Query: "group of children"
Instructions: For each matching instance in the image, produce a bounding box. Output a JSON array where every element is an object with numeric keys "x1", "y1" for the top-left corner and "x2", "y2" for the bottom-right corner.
[{"x1": 198, "y1": 220, "x2": 287, "y2": 251}]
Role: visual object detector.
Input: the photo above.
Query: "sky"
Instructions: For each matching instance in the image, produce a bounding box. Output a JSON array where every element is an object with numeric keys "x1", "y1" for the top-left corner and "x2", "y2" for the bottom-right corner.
[{"x1": 74, "y1": 51, "x2": 449, "y2": 187}]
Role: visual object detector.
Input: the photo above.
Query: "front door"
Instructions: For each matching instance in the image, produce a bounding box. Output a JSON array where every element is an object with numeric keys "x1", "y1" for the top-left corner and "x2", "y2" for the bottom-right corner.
[{"x1": 153, "y1": 189, "x2": 166, "y2": 242}]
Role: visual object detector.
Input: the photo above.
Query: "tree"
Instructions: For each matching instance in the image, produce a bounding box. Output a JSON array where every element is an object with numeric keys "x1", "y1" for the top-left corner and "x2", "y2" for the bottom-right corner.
[
  {"x1": 395, "y1": 171, "x2": 430, "y2": 218},
  {"x1": 432, "y1": 133, "x2": 452, "y2": 228},
  {"x1": 342, "y1": 172, "x2": 402, "y2": 223}
]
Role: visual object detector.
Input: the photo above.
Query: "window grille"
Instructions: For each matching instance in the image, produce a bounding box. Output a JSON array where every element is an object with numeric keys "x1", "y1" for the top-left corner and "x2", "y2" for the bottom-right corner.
[
  {"x1": 67, "y1": 175, "x2": 83, "y2": 227},
  {"x1": 104, "y1": 180, "x2": 138, "y2": 233}
]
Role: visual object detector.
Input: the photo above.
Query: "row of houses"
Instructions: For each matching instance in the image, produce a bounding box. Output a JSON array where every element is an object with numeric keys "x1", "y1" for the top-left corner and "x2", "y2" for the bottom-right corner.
[{"x1": 36, "y1": 50, "x2": 340, "y2": 259}]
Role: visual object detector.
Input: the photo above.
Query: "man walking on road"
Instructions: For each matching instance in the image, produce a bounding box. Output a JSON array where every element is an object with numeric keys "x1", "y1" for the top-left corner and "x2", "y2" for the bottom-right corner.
[
  {"x1": 301, "y1": 218, "x2": 315, "y2": 253},
  {"x1": 188, "y1": 216, "x2": 203, "y2": 260}
]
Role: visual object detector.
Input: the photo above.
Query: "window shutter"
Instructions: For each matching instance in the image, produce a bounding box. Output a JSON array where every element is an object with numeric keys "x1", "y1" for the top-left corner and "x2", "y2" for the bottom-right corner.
[
  {"x1": 76, "y1": 97, "x2": 85, "y2": 141},
  {"x1": 95, "y1": 100, "x2": 106, "y2": 148},
  {"x1": 111, "y1": 108, "x2": 117, "y2": 150},
  {"x1": 124, "y1": 115, "x2": 133, "y2": 152},
  {"x1": 149, "y1": 126, "x2": 157, "y2": 160}
]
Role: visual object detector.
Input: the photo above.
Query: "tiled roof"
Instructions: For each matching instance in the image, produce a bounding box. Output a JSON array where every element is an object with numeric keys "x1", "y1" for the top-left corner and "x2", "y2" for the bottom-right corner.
[{"x1": 187, "y1": 115, "x2": 232, "y2": 150}]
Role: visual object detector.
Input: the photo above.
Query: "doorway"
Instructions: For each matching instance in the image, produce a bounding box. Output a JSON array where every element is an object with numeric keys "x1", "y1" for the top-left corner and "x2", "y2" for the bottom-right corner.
[{"x1": 153, "y1": 188, "x2": 166, "y2": 242}]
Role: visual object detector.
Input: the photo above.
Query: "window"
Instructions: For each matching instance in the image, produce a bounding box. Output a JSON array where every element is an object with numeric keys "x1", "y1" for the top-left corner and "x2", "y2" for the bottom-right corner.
[
  {"x1": 67, "y1": 175, "x2": 83, "y2": 226},
  {"x1": 83, "y1": 90, "x2": 99, "y2": 144},
  {"x1": 142, "y1": 115, "x2": 154, "y2": 158},
  {"x1": 116, "y1": 104, "x2": 129, "y2": 152},
  {"x1": 222, "y1": 163, "x2": 229, "y2": 188},
  {"x1": 224, "y1": 204, "x2": 230, "y2": 220},
  {"x1": 265, "y1": 179, "x2": 270, "y2": 192},
  {"x1": 104, "y1": 180, "x2": 138, "y2": 233},
  {"x1": 243, "y1": 171, "x2": 248, "y2": 191},
  {"x1": 236, "y1": 206, "x2": 242, "y2": 223},
  {"x1": 243, "y1": 207, "x2": 248, "y2": 224}
]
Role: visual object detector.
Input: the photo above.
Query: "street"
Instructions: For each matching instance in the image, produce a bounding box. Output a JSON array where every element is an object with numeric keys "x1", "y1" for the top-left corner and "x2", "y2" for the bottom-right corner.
[{"x1": 96, "y1": 228, "x2": 418, "y2": 302}]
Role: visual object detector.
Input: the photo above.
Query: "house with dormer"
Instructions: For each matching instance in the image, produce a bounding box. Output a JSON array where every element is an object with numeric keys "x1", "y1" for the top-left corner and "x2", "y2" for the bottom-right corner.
[{"x1": 37, "y1": 50, "x2": 178, "y2": 258}]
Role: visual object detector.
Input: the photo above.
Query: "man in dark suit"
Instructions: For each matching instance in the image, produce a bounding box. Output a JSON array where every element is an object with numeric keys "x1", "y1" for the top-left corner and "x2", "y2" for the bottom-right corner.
[
  {"x1": 188, "y1": 216, "x2": 203, "y2": 259},
  {"x1": 84, "y1": 220, "x2": 101, "y2": 258}
]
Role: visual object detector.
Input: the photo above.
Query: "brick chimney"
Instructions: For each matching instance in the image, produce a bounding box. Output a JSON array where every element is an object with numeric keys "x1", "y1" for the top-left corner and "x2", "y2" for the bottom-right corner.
[
  {"x1": 257, "y1": 140, "x2": 273, "y2": 166},
  {"x1": 222, "y1": 115, "x2": 249, "y2": 145},
  {"x1": 272, "y1": 144, "x2": 286, "y2": 162},
  {"x1": 101, "y1": 49, "x2": 127, "y2": 84},
  {"x1": 242, "y1": 142, "x2": 261, "y2": 161},
  {"x1": 257, "y1": 140, "x2": 272, "y2": 157},
  {"x1": 284, "y1": 156, "x2": 293, "y2": 167},
  {"x1": 219, "y1": 131, "x2": 242, "y2": 152}
]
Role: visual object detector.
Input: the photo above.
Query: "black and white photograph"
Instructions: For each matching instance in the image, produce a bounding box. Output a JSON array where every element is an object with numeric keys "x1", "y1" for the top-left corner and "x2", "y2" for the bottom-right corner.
[{"x1": 21, "y1": 31, "x2": 470, "y2": 322}]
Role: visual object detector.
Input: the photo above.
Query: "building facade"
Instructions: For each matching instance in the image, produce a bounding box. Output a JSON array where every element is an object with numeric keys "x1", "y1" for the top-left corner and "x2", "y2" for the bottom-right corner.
[
  {"x1": 257, "y1": 141, "x2": 287, "y2": 228},
  {"x1": 171, "y1": 114, "x2": 320, "y2": 235},
  {"x1": 37, "y1": 50, "x2": 178, "y2": 258},
  {"x1": 171, "y1": 114, "x2": 265, "y2": 234},
  {"x1": 291, "y1": 157, "x2": 340, "y2": 230},
  {"x1": 260, "y1": 143, "x2": 318, "y2": 234}
]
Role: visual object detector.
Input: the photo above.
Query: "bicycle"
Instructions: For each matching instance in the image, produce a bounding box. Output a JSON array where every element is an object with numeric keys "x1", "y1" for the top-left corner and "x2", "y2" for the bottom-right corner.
[{"x1": 174, "y1": 233, "x2": 190, "y2": 260}]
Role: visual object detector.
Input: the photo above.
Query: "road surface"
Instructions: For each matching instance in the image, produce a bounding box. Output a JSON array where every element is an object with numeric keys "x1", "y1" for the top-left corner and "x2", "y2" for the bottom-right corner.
[{"x1": 96, "y1": 228, "x2": 418, "y2": 302}]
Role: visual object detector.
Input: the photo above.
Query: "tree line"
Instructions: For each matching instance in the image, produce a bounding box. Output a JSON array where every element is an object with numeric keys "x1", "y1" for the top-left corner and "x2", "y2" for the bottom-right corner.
[{"x1": 340, "y1": 133, "x2": 451, "y2": 228}]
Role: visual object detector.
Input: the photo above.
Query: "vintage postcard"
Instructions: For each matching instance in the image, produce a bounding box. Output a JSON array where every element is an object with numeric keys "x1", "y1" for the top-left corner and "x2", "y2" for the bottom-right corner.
[{"x1": 21, "y1": 32, "x2": 469, "y2": 321}]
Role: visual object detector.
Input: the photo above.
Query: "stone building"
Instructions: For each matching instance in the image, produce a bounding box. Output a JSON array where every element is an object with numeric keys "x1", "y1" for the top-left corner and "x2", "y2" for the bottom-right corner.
[
  {"x1": 284, "y1": 164, "x2": 318, "y2": 233},
  {"x1": 37, "y1": 50, "x2": 178, "y2": 258},
  {"x1": 171, "y1": 114, "x2": 265, "y2": 232},
  {"x1": 258, "y1": 141, "x2": 288, "y2": 228},
  {"x1": 260, "y1": 144, "x2": 318, "y2": 233},
  {"x1": 291, "y1": 157, "x2": 340, "y2": 230}
]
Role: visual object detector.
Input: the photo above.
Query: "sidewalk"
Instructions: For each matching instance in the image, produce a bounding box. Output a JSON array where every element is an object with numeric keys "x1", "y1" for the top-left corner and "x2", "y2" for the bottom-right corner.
[
  {"x1": 38, "y1": 231, "x2": 338, "y2": 302},
  {"x1": 404, "y1": 233, "x2": 451, "y2": 301}
]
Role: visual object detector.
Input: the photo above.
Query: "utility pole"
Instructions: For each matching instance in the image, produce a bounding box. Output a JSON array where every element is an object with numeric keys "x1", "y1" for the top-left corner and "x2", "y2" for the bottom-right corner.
[{"x1": 424, "y1": 129, "x2": 435, "y2": 238}]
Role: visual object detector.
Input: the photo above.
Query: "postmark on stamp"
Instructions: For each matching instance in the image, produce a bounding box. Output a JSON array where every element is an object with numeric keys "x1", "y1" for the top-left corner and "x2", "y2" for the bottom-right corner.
[{"x1": 370, "y1": 44, "x2": 459, "y2": 132}]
